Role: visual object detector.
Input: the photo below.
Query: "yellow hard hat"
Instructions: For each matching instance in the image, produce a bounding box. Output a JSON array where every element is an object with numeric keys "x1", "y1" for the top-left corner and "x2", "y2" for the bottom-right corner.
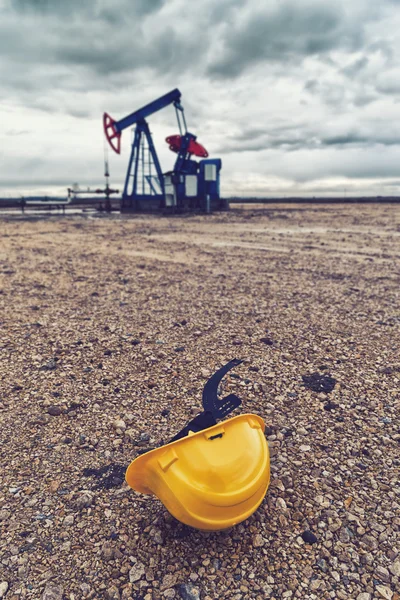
[
  {"x1": 126, "y1": 413, "x2": 269, "y2": 530},
  {"x1": 125, "y1": 360, "x2": 270, "y2": 530}
]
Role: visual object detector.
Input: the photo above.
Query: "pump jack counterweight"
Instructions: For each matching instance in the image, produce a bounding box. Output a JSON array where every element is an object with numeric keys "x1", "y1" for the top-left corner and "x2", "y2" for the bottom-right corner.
[{"x1": 103, "y1": 89, "x2": 226, "y2": 213}]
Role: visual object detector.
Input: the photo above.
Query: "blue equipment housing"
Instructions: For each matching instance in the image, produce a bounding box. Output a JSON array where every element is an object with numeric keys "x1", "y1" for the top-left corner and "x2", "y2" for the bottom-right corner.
[{"x1": 103, "y1": 89, "x2": 226, "y2": 213}]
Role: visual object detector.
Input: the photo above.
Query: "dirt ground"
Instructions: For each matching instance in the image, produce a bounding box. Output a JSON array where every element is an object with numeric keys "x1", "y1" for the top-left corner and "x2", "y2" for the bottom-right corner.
[{"x1": 0, "y1": 204, "x2": 399, "y2": 600}]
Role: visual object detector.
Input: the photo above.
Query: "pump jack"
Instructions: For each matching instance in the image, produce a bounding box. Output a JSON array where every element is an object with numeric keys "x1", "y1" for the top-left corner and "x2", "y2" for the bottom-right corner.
[{"x1": 103, "y1": 89, "x2": 224, "y2": 213}]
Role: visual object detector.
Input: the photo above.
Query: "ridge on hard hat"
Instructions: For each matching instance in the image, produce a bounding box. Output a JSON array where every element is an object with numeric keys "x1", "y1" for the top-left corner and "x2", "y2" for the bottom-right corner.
[{"x1": 125, "y1": 360, "x2": 271, "y2": 531}]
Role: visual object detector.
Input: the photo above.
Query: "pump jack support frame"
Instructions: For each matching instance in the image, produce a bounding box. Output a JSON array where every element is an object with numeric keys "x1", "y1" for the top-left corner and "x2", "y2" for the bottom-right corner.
[{"x1": 121, "y1": 120, "x2": 165, "y2": 211}]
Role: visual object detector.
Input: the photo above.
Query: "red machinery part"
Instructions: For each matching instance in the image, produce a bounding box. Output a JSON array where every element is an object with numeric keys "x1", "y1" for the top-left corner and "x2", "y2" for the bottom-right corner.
[
  {"x1": 103, "y1": 113, "x2": 121, "y2": 155},
  {"x1": 166, "y1": 135, "x2": 209, "y2": 158}
]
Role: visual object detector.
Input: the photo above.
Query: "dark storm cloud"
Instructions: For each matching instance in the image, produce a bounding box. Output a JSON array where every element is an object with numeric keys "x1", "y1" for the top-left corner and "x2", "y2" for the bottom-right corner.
[
  {"x1": 233, "y1": 122, "x2": 301, "y2": 141},
  {"x1": 322, "y1": 134, "x2": 369, "y2": 146},
  {"x1": 341, "y1": 56, "x2": 369, "y2": 77},
  {"x1": 53, "y1": 43, "x2": 135, "y2": 76},
  {"x1": 221, "y1": 125, "x2": 400, "y2": 155},
  {"x1": 304, "y1": 79, "x2": 318, "y2": 93},
  {"x1": 0, "y1": 4, "x2": 207, "y2": 125},
  {"x1": 119, "y1": 0, "x2": 165, "y2": 16},
  {"x1": 12, "y1": 0, "x2": 165, "y2": 16},
  {"x1": 232, "y1": 139, "x2": 306, "y2": 152},
  {"x1": 376, "y1": 79, "x2": 400, "y2": 95},
  {"x1": 220, "y1": 132, "x2": 311, "y2": 154},
  {"x1": 322, "y1": 134, "x2": 400, "y2": 147},
  {"x1": 233, "y1": 128, "x2": 273, "y2": 143},
  {"x1": 304, "y1": 74, "x2": 378, "y2": 109},
  {"x1": 207, "y1": 2, "x2": 364, "y2": 79},
  {"x1": 12, "y1": 0, "x2": 51, "y2": 9},
  {"x1": 0, "y1": 2, "x2": 203, "y2": 86},
  {"x1": 51, "y1": 27, "x2": 203, "y2": 78},
  {"x1": 331, "y1": 161, "x2": 400, "y2": 179}
]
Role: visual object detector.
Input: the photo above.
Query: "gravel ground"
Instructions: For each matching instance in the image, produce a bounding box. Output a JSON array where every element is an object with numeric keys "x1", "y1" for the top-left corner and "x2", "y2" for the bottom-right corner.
[{"x1": 0, "y1": 204, "x2": 399, "y2": 600}]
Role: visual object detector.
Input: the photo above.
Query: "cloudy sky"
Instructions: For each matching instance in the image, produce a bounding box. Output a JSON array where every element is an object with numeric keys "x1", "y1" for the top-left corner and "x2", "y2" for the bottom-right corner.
[{"x1": 2, "y1": 0, "x2": 400, "y2": 197}]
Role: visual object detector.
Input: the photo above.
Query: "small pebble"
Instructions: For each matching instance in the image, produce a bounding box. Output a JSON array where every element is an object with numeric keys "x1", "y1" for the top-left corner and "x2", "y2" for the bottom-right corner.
[
  {"x1": 47, "y1": 405, "x2": 63, "y2": 416},
  {"x1": 42, "y1": 583, "x2": 63, "y2": 600},
  {"x1": 302, "y1": 530, "x2": 318, "y2": 544},
  {"x1": 177, "y1": 583, "x2": 200, "y2": 600},
  {"x1": 253, "y1": 533, "x2": 264, "y2": 548},
  {"x1": 0, "y1": 583, "x2": 9, "y2": 599},
  {"x1": 129, "y1": 561, "x2": 145, "y2": 583}
]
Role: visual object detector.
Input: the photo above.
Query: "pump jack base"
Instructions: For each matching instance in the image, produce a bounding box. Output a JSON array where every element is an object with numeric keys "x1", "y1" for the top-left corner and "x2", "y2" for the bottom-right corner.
[{"x1": 120, "y1": 196, "x2": 230, "y2": 214}]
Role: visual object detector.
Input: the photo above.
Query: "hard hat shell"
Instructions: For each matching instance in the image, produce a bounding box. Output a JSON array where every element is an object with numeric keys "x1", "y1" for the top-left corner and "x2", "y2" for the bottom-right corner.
[{"x1": 126, "y1": 413, "x2": 270, "y2": 531}]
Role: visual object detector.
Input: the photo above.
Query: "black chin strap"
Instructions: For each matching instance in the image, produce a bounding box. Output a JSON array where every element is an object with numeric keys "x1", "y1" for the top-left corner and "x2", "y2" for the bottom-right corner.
[{"x1": 170, "y1": 359, "x2": 243, "y2": 442}]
